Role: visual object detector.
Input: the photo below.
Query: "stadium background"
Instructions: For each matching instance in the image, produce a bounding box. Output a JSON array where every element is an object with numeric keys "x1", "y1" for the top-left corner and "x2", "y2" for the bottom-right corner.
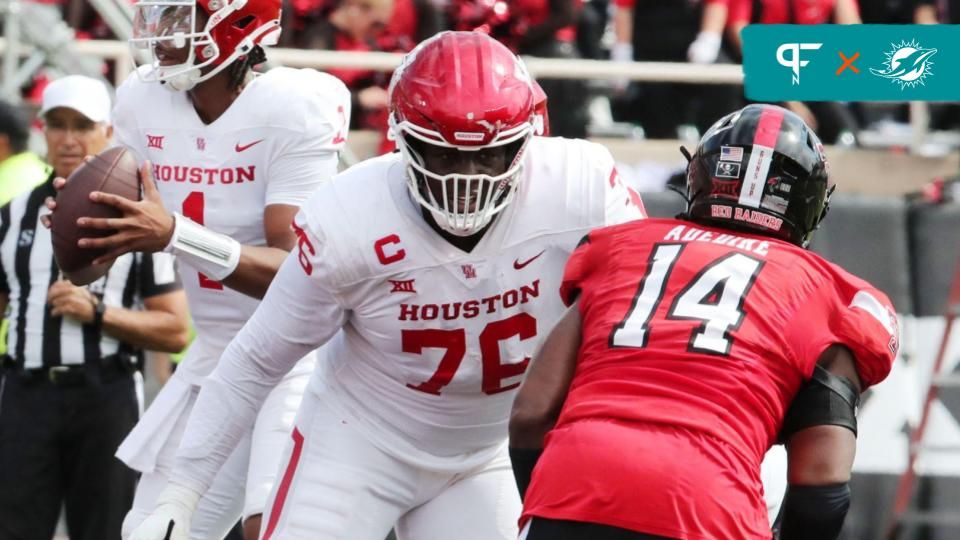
[{"x1": 0, "y1": 0, "x2": 958, "y2": 539}]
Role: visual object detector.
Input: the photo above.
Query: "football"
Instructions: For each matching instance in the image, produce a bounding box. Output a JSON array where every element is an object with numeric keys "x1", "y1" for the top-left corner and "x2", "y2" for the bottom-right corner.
[{"x1": 49, "y1": 146, "x2": 141, "y2": 286}]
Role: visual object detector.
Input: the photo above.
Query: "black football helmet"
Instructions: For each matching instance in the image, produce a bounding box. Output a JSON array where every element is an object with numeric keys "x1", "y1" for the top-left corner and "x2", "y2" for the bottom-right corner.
[{"x1": 682, "y1": 104, "x2": 833, "y2": 248}]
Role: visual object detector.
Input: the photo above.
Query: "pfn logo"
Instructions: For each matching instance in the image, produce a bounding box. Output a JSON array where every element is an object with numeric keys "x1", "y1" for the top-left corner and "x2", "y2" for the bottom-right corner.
[{"x1": 776, "y1": 43, "x2": 822, "y2": 85}]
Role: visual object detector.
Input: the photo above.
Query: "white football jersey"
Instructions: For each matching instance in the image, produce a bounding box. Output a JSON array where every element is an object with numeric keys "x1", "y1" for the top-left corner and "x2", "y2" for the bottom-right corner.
[
  {"x1": 174, "y1": 136, "x2": 646, "y2": 491},
  {"x1": 301, "y1": 137, "x2": 645, "y2": 468},
  {"x1": 112, "y1": 67, "x2": 350, "y2": 380}
]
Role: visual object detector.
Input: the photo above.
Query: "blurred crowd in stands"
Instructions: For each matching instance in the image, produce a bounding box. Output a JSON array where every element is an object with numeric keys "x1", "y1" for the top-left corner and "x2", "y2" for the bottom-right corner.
[{"x1": 8, "y1": 0, "x2": 960, "y2": 150}]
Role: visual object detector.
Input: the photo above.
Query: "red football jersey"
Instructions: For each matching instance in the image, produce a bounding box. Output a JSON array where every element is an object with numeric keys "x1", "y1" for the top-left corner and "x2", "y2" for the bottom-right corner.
[{"x1": 522, "y1": 218, "x2": 898, "y2": 539}]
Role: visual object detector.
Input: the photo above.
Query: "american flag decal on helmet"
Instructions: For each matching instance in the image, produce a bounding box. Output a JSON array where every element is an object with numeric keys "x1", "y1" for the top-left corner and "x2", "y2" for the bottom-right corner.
[{"x1": 720, "y1": 146, "x2": 743, "y2": 162}]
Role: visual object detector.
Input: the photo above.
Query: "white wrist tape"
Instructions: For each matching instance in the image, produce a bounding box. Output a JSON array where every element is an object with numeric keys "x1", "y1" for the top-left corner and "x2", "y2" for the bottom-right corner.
[
  {"x1": 156, "y1": 481, "x2": 202, "y2": 513},
  {"x1": 611, "y1": 42, "x2": 634, "y2": 63},
  {"x1": 166, "y1": 213, "x2": 241, "y2": 282},
  {"x1": 695, "y1": 31, "x2": 722, "y2": 47}
]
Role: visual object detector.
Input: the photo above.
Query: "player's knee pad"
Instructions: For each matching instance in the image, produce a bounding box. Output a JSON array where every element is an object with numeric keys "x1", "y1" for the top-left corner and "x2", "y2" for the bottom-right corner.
[{"x1": 779, "y1": 365, "x2": 859, "y2": 443}]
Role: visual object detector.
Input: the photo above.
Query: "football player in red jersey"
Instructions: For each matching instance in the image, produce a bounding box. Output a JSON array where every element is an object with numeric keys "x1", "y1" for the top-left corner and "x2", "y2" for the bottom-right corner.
[{"x1": 510, "y1": 103, "x2": 899, "y2": 540}]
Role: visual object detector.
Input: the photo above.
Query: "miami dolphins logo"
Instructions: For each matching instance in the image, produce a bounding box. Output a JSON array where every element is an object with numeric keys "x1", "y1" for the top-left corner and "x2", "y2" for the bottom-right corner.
[{"x1": 870, "y1": 39, "x2": 937, "y2": 89}]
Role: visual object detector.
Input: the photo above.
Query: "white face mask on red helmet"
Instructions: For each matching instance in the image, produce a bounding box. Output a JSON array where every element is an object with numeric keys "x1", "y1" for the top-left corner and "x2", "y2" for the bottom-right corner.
[
  {"x1": 129, "y1": 0, "x2": 281, "y2": 92},
  {"x1": 388, "y1": 31, "x2": 539, "y2": 237}
]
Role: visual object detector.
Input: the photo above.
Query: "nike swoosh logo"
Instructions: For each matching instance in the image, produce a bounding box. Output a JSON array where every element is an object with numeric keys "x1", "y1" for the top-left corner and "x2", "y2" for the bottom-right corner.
[
  {"x1": 514, "y1": 250, "x2": 545, "y2": 270},
  {"x1": 235, "y1": 139, "x2": 264, "y2": 152}
]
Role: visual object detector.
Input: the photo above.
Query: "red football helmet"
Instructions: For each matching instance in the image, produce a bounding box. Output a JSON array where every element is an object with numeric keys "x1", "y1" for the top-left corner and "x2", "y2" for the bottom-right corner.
[
  {"x1": 130, "y1": 0, "x2": 281, "y2": 91},
  {"x1": 389, "y1": 31, "x2": 539, "y2": 236},
  {"x1": 531, "y1": 78, "x2": 550, "y2": 136}
]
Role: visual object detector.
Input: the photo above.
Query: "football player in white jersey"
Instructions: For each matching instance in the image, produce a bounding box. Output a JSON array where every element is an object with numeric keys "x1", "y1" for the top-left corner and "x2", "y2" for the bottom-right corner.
[
  {"x1": 129, "y1": 31, "x2": 645, "y2": 540},
  {"x1": 42, "y1": 1, "x2": 350, "y2": 538}
]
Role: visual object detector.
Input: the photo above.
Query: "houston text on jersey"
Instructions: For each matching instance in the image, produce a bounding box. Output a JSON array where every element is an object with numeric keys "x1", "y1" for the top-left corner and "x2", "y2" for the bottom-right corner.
[
  {"x1": 398, "y1": 279, "x2": 540, "y2": 321},
  {"x1": 152, "y1": 163, "x2": 256, "y2": 185}
]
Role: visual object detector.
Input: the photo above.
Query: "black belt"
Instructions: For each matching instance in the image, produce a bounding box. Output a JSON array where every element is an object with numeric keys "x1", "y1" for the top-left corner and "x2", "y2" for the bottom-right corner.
[{"x1": 0, "y1": 354, "x2": 137, "y2": 386}]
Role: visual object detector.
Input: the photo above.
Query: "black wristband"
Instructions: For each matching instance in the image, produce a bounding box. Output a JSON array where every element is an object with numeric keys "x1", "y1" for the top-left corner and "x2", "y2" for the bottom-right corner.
[
  {"x1": 508, "y1": 447, "x2": 543, "y2": 502},
  {"x1": 92, "y1": 299, "x2": 107, "y2": 330}
]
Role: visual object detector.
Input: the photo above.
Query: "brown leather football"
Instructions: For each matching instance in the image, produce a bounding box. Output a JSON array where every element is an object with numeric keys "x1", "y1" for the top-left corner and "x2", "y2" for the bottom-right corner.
[{"x1": 50, "y1": 146, "x2": 141, "y2": 285}]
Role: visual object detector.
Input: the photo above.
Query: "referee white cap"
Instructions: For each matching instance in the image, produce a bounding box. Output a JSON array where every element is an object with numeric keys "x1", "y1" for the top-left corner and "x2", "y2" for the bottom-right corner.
[{"x1": 40, "y1": 75, "x2": 112, "y2": 124}]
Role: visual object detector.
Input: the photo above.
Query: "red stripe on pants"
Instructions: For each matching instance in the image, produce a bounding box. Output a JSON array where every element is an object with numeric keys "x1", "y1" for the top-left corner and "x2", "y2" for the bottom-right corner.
[{"x1": 262, "y1": 427, "x2": 305, "y2": 540}]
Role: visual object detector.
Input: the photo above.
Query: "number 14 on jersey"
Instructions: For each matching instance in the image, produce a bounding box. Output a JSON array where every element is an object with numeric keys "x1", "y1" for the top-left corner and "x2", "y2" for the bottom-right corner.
[{"x1": 610, "y1": 244, "x2": 764, "y2": 356}]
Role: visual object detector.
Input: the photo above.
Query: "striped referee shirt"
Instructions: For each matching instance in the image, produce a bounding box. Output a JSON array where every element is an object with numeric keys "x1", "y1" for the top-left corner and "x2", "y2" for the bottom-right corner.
[{"x1": 0, "y1": 175, "x2": 181, "y2": 369}]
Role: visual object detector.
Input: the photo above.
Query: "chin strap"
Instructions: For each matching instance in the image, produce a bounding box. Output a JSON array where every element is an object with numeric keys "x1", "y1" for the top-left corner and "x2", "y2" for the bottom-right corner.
[
  {"x1": 670, "y1": 146, "x2": 695, "y2": 216},
  {"x1": 667, "y1": 178, "x2": 692, "y2": 206}
]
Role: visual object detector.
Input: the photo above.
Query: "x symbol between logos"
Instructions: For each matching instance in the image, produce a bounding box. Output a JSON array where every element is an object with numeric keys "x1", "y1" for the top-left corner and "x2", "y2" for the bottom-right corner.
[{"x1": 836, "y1": 51, "x2": 860, "y2": 75}]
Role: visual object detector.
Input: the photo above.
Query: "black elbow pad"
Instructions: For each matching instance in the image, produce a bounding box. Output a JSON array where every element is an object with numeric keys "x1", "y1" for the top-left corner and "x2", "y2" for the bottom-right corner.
[
  {"x1": 777, "y1": 483, "x2": 851, "y2": 540},
  {"x1": 779, "y1": 365, "x2": 859, "y2": 444}
]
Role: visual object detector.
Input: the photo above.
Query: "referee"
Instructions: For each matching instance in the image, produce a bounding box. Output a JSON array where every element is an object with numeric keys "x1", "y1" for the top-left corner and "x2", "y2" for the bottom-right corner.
[{"x1": 0, "y1": 76, "x2": 190, "y2": 540}]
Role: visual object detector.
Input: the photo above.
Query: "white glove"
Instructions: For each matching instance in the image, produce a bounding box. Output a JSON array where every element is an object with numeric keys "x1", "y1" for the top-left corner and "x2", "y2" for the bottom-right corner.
[
  {"x1": 129, "y1": 483, "x2": 202, "y2": 540},
  {"x1": 610, "y1": 42, "x2": 634, "y2": 93},
  {"x1": 687, "y1": 31, "x2": 722, "y2": 64}
]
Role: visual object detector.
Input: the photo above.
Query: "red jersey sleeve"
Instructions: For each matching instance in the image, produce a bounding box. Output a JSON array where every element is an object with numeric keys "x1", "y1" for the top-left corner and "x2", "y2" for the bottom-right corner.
[
  {"x1": 785, "y1": 268, "x2": 898, "y2": 389},
  {"x1": 833, "y1": 284, "x2": 899, "y2": 388},
  {"x1": 560, "y1": 233, "x2": 598, "y2": 306},
  {"x1": 727, "y1": 0, "x2": 753, "y2": 25}
]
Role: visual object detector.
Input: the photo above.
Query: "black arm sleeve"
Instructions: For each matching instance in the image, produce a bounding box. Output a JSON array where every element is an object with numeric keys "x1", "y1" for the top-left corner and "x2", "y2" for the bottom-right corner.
[
  {"x1": 778, "y1": 365, "x2": 859, "y2": 444},
  {"x1": 777, "y1": 483, "x2": 851, "y2": 540},
  {"x1": 509, "y1": 447, "x2": 543, "y2": 501}
]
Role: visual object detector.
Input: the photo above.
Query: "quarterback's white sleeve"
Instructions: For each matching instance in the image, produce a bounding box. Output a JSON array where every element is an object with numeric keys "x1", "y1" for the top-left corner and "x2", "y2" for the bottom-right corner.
[
  {"x1": 171, "y1": 244, "x2": 347, "y2": 494},
  {"x1": 111, "y1": 73, "x2": 147, "y2": 162},
  {"x1": 264, "y1": 73, "x2": 352, "y2": 207}
]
